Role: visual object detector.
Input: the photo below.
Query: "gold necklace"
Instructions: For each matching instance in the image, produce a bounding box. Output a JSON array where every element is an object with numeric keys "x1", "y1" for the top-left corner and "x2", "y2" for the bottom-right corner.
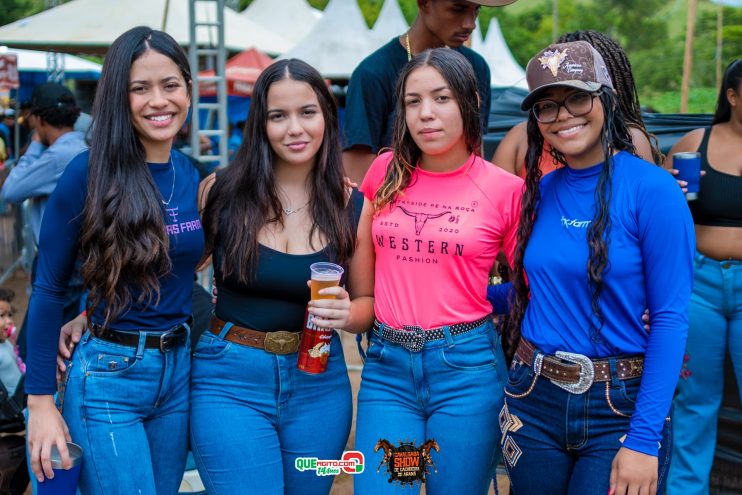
[{"x1": 405, "y1": 32, "x2": 412, "y2": 62}]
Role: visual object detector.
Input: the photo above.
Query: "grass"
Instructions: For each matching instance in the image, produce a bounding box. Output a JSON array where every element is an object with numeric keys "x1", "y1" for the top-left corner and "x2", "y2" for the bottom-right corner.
[{"x1": 642, "y1": 87, "x2": 718, "y2": 114}]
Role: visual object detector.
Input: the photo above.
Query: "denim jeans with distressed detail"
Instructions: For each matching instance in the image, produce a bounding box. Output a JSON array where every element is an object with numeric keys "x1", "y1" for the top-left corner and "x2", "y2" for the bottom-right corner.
[
  {"x1": 353, "y1": 319, "x2": 507, "y2": 495},
  {"x1": 61, "y1": 328, "x2": 191, "y2": 494},
  {"x1": 668, "y1": 253, "x2": 742, "y2": 495},
  {"x1": 189, "y1": 330, "x2": 352, "y2": 495},
  {"x1": 501, "y1": 356, "x2": 672, "y2": 494}
]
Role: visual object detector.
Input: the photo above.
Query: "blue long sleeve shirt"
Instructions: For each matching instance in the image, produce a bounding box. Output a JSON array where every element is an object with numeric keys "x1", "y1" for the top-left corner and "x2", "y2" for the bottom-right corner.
[
  {"x1": 0, "y1": 132, "x2": 87, "y2": 244},
  {"x1": 25, "y1": 150, "x2": 204, "y2": 395},
  {"x1": 521, "y1": 151, "x2": 694, "y2": 457}
]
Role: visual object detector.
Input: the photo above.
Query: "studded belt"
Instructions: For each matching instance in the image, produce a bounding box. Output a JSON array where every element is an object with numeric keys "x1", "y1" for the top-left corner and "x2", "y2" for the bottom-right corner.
[
  {"x1": 373, "y1": 317, "x2": 490, "y2": 353},
  {"x1": 515, "y1": 338, "x2": 644, "y2": 394},
  {"x1": 209, "y1": 317, "x2": 301, "y2": 355}
]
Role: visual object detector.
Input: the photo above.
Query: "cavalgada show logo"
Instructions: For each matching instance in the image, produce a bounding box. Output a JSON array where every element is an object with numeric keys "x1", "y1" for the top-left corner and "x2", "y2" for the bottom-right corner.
[{"x1": 375, "y1": 439, "x2": 440, "y2": 486}]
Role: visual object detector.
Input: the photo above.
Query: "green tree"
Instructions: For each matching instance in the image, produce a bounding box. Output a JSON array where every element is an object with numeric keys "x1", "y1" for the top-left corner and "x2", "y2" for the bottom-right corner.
[{"x1": 0, "y1": 0, "x2": 43, "y2": 27}]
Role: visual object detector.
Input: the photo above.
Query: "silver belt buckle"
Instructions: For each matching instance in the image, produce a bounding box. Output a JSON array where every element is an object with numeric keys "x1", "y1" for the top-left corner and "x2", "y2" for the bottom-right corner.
[
  {"x1": 401, "y1": 325, "x2": 426, "y2": 353},
  {"x1": 551, "y1": 351, "x2": 594, "y2": 394}
]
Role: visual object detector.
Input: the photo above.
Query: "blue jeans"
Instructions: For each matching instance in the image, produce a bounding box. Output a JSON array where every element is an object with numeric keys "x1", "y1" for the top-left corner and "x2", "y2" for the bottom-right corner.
[
  {"x1": 353, "y1": 319, "x2": 507, "y2": 495},
  {"x1": 189, "y1": 330, "x2": 352, "y2": 495},
  {"x1": 668, "y1": 253, "x2": 742, "y2": 495},
  {"x1": 501, "y1": 355, "x2": 672, "y2": 494},
  {"x1": 61, "y1": 328, "x2": 191, "y2": 494}
]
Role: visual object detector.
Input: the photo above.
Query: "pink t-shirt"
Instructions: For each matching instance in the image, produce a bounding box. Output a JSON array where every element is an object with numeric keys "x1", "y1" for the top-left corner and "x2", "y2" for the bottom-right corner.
[{"x1": 360, "y1": 151, "x2": 523, "y2": 329}]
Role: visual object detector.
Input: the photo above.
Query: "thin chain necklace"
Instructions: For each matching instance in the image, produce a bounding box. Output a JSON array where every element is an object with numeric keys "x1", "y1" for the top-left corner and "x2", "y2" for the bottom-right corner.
[
  {"x1": 283, "y1": 201, "x2": 310, "y2": 216},
  {"x1": 160, "y1": 155, "x2": 176, "y2": 206},
  {"x1": 405, "y1": 32, "x2": 412, "y2": 61}
]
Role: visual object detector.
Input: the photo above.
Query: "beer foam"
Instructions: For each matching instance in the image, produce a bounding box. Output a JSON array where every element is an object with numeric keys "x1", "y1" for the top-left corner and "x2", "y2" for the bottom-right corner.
[{"x1": 312, "y1": 272, "x2": 342, "y2": 281}]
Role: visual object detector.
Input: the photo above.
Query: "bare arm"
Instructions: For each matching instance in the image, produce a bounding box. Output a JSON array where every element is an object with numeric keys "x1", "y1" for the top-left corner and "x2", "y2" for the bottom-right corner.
[
  {"x1": 343, "y1": 146, "x2": 376, "y2": 186},
  {"x1": 492, "y1": 121, "x2": 527, "y2": 176}
]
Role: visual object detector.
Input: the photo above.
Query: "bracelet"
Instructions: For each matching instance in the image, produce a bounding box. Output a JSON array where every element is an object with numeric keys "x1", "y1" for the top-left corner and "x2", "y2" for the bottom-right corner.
[{"x1": 488, "y1": 275, "x2": 503, "y2": 286}]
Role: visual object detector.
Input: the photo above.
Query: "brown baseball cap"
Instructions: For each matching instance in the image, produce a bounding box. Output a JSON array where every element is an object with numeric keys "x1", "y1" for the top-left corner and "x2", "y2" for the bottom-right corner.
[
  {"x1": 520, "y1": 40, "x2": 614, "y2": 111},
  {"x1": 469, "y1": 0, "x2": 519, "y2": 6}
]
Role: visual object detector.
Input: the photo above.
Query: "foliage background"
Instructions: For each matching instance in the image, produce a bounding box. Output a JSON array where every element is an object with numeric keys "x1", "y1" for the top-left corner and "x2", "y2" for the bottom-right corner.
[{"x1": 3, "y1": 0, "x2": 741, "y2": 113}]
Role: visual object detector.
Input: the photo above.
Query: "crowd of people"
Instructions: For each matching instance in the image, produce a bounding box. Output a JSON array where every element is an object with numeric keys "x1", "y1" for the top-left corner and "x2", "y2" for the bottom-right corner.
[{"x1": 0, "y1": 0, "x2": 739, "y2": 494}]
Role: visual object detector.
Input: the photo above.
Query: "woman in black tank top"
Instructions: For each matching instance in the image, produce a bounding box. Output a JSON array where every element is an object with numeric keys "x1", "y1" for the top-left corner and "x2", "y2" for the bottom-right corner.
[
  {"x1": 192, "y1": 59, "x2": 375, "y2": 494},
  {"x1": 665, "y1": 59, "x2": 742, "y2": 494}
]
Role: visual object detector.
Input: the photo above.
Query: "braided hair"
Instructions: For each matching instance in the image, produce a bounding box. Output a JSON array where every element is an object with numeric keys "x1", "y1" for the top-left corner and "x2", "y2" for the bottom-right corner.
[
  {"x1": 558, "y1": 30, "x2": 663, "y2": 164},
  {"x1": 505, "y1": 90, "x2": 637, "y2": 358}
]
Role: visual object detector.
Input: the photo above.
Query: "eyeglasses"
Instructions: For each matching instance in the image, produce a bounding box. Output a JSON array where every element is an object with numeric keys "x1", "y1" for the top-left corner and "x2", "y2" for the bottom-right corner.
[{"x1": 532, "y1": 90, "x2": 602, "y2": 124}]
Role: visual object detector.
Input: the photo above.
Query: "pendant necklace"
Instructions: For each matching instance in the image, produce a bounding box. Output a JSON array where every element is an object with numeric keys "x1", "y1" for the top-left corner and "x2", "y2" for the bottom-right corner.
[{"x1": 161, "y1": 155, "x2": 176, "y2": 206}]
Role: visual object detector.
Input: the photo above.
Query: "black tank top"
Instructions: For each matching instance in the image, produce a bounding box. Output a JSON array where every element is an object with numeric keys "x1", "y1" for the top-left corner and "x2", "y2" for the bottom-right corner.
[
  {"x1": 688, "y1": 127, "x2": 742, "y2": 227},
  {"x1": 213, "y1": 189, "x2": 364, "y2": 332}
]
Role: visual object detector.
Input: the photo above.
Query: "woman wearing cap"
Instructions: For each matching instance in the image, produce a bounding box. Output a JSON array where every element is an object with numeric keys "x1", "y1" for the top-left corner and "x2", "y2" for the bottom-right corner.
[
  {"x1": 665, "y1": 59, "x2": 742, "y2": 494},
  {"x1": 499, "y1": 41, "x2": 694, "y2": 494},
  {"x1": 25, "y1": 27, "x2": 202, "y2": 493},
  {"x1": 353, "y1": 47, "x2": 522, "y2": 494}
]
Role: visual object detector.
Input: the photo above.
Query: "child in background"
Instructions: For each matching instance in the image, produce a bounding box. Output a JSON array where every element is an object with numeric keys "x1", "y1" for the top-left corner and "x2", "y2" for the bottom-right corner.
[{"x1": 0, "y1": 288, "x2": 23, "y2": 396}]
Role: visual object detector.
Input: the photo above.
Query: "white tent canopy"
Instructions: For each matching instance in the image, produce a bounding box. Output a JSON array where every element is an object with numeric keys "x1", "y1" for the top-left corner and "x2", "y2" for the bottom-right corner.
[
  {"x1": 479, "y1": 17, "x2": 527, "y2": 89},
  {"x1": 241, "y1": 0, "x2": 321, "y2": 47},
  {"x1": 1, "y1": 47, "x2": 101, "y2": 74},
  {"x1": 0, "y1": 0, "x2": 291, "y2": 55},
  {"x1": 370, "y1": 0, "x2": 408, "y2": 46},
  {"x1": 280, "y1": 0, "x2": 376, "y2": 80}
]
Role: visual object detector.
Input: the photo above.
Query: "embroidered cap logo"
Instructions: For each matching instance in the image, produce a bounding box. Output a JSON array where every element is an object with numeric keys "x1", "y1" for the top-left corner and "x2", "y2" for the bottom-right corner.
[{"x1": 538, "y1": 49, "x2": 569, "y2": 78}]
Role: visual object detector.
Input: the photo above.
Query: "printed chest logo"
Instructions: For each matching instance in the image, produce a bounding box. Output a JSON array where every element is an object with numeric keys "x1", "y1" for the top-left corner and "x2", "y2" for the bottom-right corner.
[
  {"x1": 398, "y1": 206, "x2": 453, "y2": 235},
  {"x1": 164, "y1": 206, "x2": 203, "y2": 236},
  {"x1": 560, "y1": 216, "x2": 592, "y2": 229},
  {"x1": 375, "y1": 200, "x2": 477, "y2": 265},
  {"x1": 375, "y1": 439, "x2": 440, "y2": 487}
]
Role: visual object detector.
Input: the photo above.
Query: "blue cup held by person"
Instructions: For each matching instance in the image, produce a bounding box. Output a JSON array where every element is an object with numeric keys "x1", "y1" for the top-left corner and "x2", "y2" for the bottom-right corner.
[
  {"x1": 673, "y1": 152, "x2": 701, "y2": 200},
  {"x1": 37, "y1": 442, "x2": 82, "y2": 495}
]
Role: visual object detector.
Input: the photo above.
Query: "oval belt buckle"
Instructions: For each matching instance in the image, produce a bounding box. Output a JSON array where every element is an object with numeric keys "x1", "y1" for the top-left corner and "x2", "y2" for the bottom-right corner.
[
  {"x1": 402, "y1": 325, "x2": 426, "y2": 353},
  {"x1": 551, "y1": 351, "x2": 594, "y2": 394}
]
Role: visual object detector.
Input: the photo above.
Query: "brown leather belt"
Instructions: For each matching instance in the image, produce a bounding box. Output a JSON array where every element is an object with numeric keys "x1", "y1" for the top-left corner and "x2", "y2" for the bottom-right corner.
[
  {"x1": 209, "y1": 317, "x2": 301, "y2": 355},
  {"x1": 515, "y1": 338, "x2": 644, "y2": 394}
]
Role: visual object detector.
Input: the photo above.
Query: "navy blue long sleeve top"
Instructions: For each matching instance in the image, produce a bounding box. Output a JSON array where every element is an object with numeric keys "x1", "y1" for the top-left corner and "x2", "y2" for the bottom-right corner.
[
  {"x1": 521, "y1": 151, "x2": 694, "y2": 456},
  {"x1": 25, "y1": 150, "x2": 204, "y2": 395}
]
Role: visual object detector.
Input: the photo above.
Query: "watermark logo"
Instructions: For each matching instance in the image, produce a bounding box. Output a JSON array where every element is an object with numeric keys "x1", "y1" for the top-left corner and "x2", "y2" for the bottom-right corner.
[{"x1": 295, "y1": 451, "x2": 364, "y2": 476}]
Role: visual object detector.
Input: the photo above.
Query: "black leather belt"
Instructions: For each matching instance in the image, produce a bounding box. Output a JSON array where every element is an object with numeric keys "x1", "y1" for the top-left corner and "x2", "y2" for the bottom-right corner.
[
  {"x1": 89, "y1": 322, "x2": 188, "y2": 352},
  {"x1": 373, "y1": 317, "x2": 490, "y2": 352}
]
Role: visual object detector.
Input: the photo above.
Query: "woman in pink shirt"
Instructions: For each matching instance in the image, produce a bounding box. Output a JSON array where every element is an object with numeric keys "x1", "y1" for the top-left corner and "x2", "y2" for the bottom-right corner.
[{"x1": 352, "y1": 48, "x2": 523, "y2": 494}]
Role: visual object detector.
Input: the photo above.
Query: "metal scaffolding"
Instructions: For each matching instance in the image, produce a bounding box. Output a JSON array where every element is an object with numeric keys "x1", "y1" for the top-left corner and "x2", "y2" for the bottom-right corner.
[{"x1": 188, "y1": 0, "x2": 229, "y2": 169}]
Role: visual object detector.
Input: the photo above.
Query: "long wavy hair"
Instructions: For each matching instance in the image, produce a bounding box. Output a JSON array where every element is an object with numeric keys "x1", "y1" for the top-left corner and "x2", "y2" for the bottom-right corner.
[
  {"x1": 713, "y1": 59, "x2": 742, "y2": 125},
  {"x1": 558, "y1": 30, "x2": 663, "y2": 165},
  {"x1": 80, "y1": 27, "x2": 192, "y2": 325},
  {"x1": 201, "y1": 59, "x2": 355, "y2": 281},
  {"x1": 373, "y1": 48, "x2": 482, "y2": 211},
  {"x1": 506, "y1": 90, "x2": 637, "y2": 358}
]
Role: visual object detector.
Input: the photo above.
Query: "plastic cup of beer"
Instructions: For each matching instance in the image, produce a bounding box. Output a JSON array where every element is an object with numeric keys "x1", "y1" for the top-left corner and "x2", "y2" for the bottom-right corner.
[
  {"x1": 37, "y1": 442, "x2": 83, "y2": 495},
  {"x1": 310, "y1": 262, "x2": 344, "y2": 300}
]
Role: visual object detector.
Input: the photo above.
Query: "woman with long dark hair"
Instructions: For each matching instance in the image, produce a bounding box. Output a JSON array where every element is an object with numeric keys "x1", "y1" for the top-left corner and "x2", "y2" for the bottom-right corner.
[
  {"x1": 353, "y1": 48, "x2": 523, "y2": 494},
  {"x1": 666, "y1": 59, "x2": 742, "y2": 494},
  {"x1": 25, "y1": 27, "x2": 203, "y2": 493},
  {"x1": 500, "y1": 41, "x2": 694, "y2": 494},
  {"x1": 192, "y1": 59, "x2": 374, "y2": 494}
]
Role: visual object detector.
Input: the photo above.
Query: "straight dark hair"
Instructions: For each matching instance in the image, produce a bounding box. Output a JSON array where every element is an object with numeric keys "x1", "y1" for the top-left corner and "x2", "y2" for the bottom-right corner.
[
  {"x1": 80, "y1": 26, "x2": 192, "y2": 325},
  {"x1": 374, "y1": 48, "x2": 481, "y2": 211},
  {"x1": 506, "y1": 90, "x2": 637, "y2": 358},
  {"x1": 713, "y1": 59, "x2": 742, "y2": 125},
  {"x1": 201, "y1": 59, "x2": 355, "y2": 282}
]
